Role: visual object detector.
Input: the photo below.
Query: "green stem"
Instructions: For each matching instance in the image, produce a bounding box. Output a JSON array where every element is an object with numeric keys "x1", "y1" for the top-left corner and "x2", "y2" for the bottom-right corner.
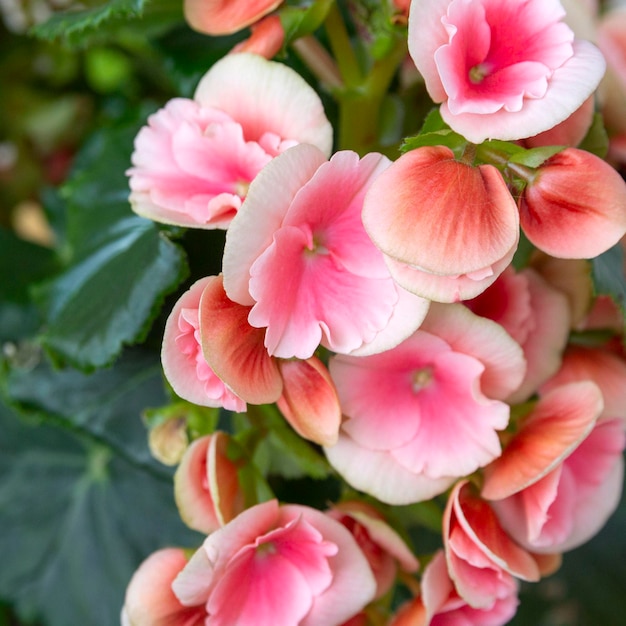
[
  {"x1": 324, "y1": 1, "x2": 362, "y2": 88},
  {"x1": 337, "y1": 37, "x2": 407, "y2": 154}
]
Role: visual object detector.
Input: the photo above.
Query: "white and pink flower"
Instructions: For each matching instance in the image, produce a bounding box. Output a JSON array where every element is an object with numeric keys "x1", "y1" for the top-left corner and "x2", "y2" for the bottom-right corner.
[
  {"x1": 324, "y1": 304, "x2": 526, "y2": 504},
  {"x1": 172, "y1": 499, "x2": 377, "y2": 626},
  {"x1": 408, "y1": 0, "x2": 606, "y2": 142},
  {"x1": 128, "y1": 53, "x2": 332, "y2": 229},
  {"x1": 222, "y1": 143, "x2": 430, "y2": 360}
]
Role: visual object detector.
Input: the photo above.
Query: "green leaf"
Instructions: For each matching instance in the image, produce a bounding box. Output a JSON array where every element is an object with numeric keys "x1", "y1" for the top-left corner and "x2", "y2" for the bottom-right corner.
[
  {"x1": 578, "y1": 112, "x2": 609, "y2": 159},
  {"x1": 509, "y1": 145, "x2": 565, "y2": 168},
  {"x1": 34, "y1": 113, "x2": 188, "y2": 370},
  {"x1": 0, "y1": 351, "x2": 201, "y2": 626},
  {"x1": 591, "y1": 243, "x2": 626, "y2": 320},
  {"x1": 0, "y1": 228, "x2": 58, "y2": 343},
  {"x1": 31, "y1": 0, "x2": 147, "y2": 42},
  {"x1": 401, "y1": 129, "x2": 467, "y2": 156},
  {"x1": 280, "y1": 0, "x2": 335, "y2": 48},
  {"x1": 30, "y1": 0, "x2": 184, "y2": 47}
]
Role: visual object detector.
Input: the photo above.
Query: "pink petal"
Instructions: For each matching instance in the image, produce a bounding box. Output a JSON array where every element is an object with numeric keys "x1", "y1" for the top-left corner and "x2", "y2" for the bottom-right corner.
[
  {"x1": 420, "y1": 303, "x2": 526, "y2": 400},
  {"x1": 519, "y1": 147, "x2": 626, "y2": 259},
  {"x1": 481, "y1": 381, "x2": 603, "y2": 500},
  {"x1": 541, "y1": 345, "x2": 626, "y2": 420},
  {"x1": 277, "y1": 357, "x2": 342, "y2": 446},
  {"x1": 194, "y1": 54, "x2": 333, "y2": 156},
  {"x1": 161, "y1": 276, "x2": 246, "y2": 411},
  {"x1": 223, "y1": 144, "x2": 327, "y2": 305},
  {"x1": 324, "y1": 434, "x2": 455, "y2": 505},
  {"x1": 439, "y1": 40, "x2": 605, "y2": 142},
  {"x1": 184, "y1": 0, "x2": 282, "y2": 35},
  {"x1": 362, "y1": 146, "x2": 519, "y2": 277},
  {"x1": 382, "y1": 240, "x2": 517, "y2": 302},
  {"x1": 198, "y1": 275, "x2": 283, "y2": 405},
  {"x1": 123, "y1": 549, "x2": 206, "y2": 626}
]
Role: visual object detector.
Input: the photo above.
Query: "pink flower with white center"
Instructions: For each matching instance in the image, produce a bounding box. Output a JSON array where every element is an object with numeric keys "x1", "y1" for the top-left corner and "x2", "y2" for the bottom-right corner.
[
  {"x1": 172, "y1": 500, "x2": 377, "y2": 626},
  {"x1": 161, "y1": 276, "x2": 246, "y2": 412},
  {"x1": 324, "y1": 304, "x2": 526, "y2": 505},
  {"x1": 222, "y1": 143, "x2": 430, "y2": 360},
  {"x1": 128, "y1": 53, "x2": 332, "y2": 229},
  {"x1": 408, "y1": 0, "x2": 606, "y2": 143}
]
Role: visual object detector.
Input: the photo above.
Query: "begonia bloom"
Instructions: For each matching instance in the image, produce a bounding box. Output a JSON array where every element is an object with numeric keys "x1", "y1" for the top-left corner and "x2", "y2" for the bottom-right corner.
[
  {"x1": 466, "y1": 266, "x2": 570, "y2": 402},
  {"x1": 444, "y1": 482, "x2": 540, "y2": 610},
  {"x1": 390, "y1": 550, "x2": 519, "y2": 626},
  {"x1": 361, "y1": 145, "x2": 519, "y2": 302},
  {"x1": 161, "y1": 276, "x2": 246, "y2": 412},
  {"x1": 481, "y1": 381, "x2": 604, "y2": 500},
  {"x1": 324, "y1": 304, "x2": 525, "y2": 505},
  {"x1": 328, "y1": 501, "x2": 419, "y2": 599},
  {"x1": 518, "y1": 148, "x2": 626, "y2": 258},
  {"x1": 184, "y1": 0, "x2": 282, "y2": 36},
  {"x1": 408, "y1": 0, "x2": 606, "y2": 143},
  {"x1": 174, "y1": 432, "x2": 245, "y2": 534},
  {"x1": 223, "y1": 144, "x2": 430, "y2": 359},
  {"x1": 122, "y1": 548, "x2": 206, "y2": 626},
  {"x1": 128, "y1": 53, "x2": 332, "y2": 229},
  {"x1": 172, "y1": 499, "x2": 377, "y2": 626},
  {"x1": 492, "y1": 416, "x2": 625, "y2": 553}
]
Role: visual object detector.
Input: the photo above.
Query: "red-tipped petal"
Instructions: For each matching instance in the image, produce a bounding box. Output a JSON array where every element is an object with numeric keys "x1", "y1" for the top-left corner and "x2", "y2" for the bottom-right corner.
[
  {"x1": 277, "y1": 357, "x2": 342, "y2": 446},
  {"x1": 199, "y1": 275, "x2": 283, "y2": 404},
  {"x1": 482, "y1": 381, "x2": 603, "y2": 500}
]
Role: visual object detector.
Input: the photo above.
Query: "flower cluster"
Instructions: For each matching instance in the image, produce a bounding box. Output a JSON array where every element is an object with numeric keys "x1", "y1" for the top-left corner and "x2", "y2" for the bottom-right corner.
[{"x1": 122, "y1": 0, "x2": 626, "y2": 625}]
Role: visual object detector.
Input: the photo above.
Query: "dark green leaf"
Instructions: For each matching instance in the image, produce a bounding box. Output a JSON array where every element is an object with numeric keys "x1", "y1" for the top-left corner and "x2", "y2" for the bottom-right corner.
[
  {"x1": 34, "y1": 114, "x2": 188, "y2": 370},
  {"x1": 591, "y1": 244, "x2": 626, "y2": 321},
  {"x1": 30, "y1": 0, "x2": 184, "y2": 47},
  {"x1": 0, "y1": 351, "x2": 201, "y2": 626},
  {"x1": 578, "y1": 112, "x2": 609, "y2": 159},
  {"x1": 0, "y1": 228, "x2": 58, "y2": 342}
]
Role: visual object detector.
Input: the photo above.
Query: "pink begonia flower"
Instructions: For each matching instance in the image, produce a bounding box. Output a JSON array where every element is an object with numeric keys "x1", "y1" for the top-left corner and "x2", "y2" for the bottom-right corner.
[
  {"x1": 198, "y1": 275, "x2": 342, "y2": 446},
  {"x1": 483, "y1": 380, "x2": 625, "y2": 553},
  {"x1": 172, "y1": 499, "x2": 377, "y2": 626},
  {"x1": 222, "y1": 144, "x2": 430, "y2": 359},
  {"x1": 390, "y1": 550, "x2": 519, "y2": 626},
  {"x1": 361, "y1": 145, "x2": 519, "y2": 303},
  {"x1": 465, "y1": 266, "x2": 570, "y2": 403},
  {"x1": 408, "y1": 0, "x2": 606, "y2": 143},
  {"x1": 161, "y1": 276, "x2": 247, "y2": 412},
  {"x1": 518, "y1": 147, "x2": 626, "y2": 259},
  {"x1": 128, "y1": 53, "x2": 332, "y2": 229},
  {"x1": 482, "y1": 381, "x2": 604, "y2": 501},
  {"x1": 184, "y1": 0, "x2": 282, "y2": 36},
  {"x1": 324, "y1": 304, "x2": 526, "y2": 505},
  {"x1": 443, "y1": 481, "x2": 540, "y2": 610},
  {"x1": 122, "y1": 548, "x2": 206, "y2": 626},
  {"x1": 174, "y1": 432, "x2": 245, "y2": 534},
  {"x1": 327, "y1": 500, "x2": 419, "y2": 599},
  {"x1": 492, "y1": 417, "x2": 625, "y2": 553}
]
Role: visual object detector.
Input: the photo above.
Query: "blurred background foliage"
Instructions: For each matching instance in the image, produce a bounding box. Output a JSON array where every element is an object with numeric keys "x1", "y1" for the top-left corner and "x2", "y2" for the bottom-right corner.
[{"x1": 0, "y1": 0, "x2": 624, "y2": 624}]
